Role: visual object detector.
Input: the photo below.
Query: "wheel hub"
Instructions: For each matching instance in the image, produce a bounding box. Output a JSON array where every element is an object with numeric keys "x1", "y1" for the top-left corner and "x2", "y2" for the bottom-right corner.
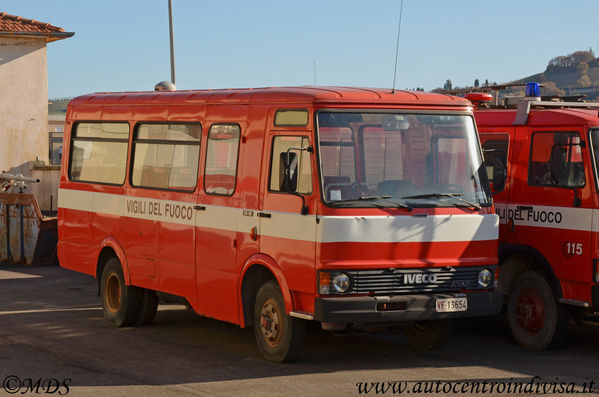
[
  {"x1": 106, "y1": 274, "x2": 122, "y2": 313},
  {"x1": 515, "y1": 287, "x2": 545, "y2": 334},
  {"x1": 260, "y1": 298, "x2": 282, "y2": 346}
]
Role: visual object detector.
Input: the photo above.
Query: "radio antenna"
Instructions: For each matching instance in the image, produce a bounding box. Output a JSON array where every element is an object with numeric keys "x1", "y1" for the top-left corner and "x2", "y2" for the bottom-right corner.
[{"x1": 391, "y1": 0, "x2": 404, "y2": 94}]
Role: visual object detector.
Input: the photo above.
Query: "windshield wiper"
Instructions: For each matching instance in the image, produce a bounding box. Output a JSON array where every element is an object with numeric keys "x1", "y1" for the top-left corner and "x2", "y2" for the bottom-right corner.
[
  {"x1": 330, "y1": 195, "x2": 412, "y2": 210},
  {"x1": 401, "y1": 193, "x2": 481, "y2": 210}
]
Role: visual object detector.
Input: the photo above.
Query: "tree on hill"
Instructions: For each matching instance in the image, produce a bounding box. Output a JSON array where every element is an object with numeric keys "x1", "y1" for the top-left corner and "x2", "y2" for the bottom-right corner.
[
  {"x1": 577, "y1": 75, "x2": 592, "y2": 88},
  {"x1": 541, "y1": 81, "x2": 565, "y2": 96},
  {"x1": 546, "y1": 50, "x2": 595, "y2": 73}
]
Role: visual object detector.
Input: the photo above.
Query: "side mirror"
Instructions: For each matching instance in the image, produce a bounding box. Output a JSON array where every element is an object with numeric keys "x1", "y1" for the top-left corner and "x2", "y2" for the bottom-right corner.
[
  {"x1": 492, "y1": 156, "x2": 507, "y2": 193},
  {"x1": 279, "y1": 151, "x2": 298, "y2": 192},
  {"x1": 278, "y1": 146, "x2": 312, "y2": 215},
  {"x1": 483, "y1": 147, "x2": 507, "y2": 194}
]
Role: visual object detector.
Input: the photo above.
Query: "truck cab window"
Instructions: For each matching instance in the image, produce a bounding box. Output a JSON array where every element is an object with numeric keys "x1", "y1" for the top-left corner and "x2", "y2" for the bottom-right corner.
[
  {"x1": 528, "y1": 132, "x2": 584, "y2": 188},
  {"x1": 269, "y1": 136, "x2": 312, "y2": 194}
]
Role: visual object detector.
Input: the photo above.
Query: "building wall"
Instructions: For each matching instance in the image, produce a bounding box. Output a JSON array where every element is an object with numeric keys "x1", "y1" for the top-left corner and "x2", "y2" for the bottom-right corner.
[{"x1": 0, "y1": 37, "x2": 48, "y2": 174}]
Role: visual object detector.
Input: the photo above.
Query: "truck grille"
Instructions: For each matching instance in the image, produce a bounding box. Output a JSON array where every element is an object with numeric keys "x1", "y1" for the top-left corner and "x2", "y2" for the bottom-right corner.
[{"x1": 343, "y1": 266, "x2": 493, "y2": 295}]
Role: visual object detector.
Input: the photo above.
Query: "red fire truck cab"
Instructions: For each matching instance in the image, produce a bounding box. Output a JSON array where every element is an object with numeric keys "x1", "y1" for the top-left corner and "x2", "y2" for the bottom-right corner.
[
  {"x1": 475, "y1": 84, "x2": 599, "y2": 350},
  {"x1": 58, "y1": 86, "x2": 501, "y2": 362}
]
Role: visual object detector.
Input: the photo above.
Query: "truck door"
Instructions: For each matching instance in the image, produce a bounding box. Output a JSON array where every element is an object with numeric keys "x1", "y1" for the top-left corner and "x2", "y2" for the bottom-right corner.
[
  {"x1": 509, "y1": 129, "x2": 591, "y2": 287},
  {"x1": 259, "y1": 134, "x2": 317, "y2": 300}
]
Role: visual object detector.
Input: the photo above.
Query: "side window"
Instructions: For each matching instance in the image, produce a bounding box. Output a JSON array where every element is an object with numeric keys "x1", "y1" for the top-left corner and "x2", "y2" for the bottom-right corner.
[
  {"x1": 274, "y1": 109, "x2": 308, "y2": 127},
  {"x1": 69, "y1": 122, "x2": 129, "y2": 184},
  {"x1": 204, "y1": 124, "x2": 241, "y2": 196},
  {"x1": 270, "y1": 136, "x2": 312, "y2": 194},
  {"x1": 131, "y1": 123, "x2": 201, "y2": 191},
  {"x1": 482, "y1": 138, "x2": 508, "y2": 192},
  {"x1": 528, "y1": 131, "x2": 585, "y2": 188}
]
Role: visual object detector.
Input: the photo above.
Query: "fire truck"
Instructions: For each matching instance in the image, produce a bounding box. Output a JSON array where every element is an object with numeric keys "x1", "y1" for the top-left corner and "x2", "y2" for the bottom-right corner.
[
  {"x1": 472, "y1": 83, "x2": 599, "y2": 350},
  {"x1": 58, "y1": 86, "x2": 501, "y2": 362}
]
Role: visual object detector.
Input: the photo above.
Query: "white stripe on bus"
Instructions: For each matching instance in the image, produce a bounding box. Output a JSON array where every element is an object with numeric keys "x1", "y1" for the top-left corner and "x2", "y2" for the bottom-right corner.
[{"x1": 58, "y1": 188, "x2": 498, "y2": 243}]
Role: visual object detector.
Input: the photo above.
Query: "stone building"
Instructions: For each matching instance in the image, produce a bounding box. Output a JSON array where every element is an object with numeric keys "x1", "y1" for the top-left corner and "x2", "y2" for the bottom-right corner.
[{"x1": 0, "y1": 12, "x2": 73, "y2": 210}]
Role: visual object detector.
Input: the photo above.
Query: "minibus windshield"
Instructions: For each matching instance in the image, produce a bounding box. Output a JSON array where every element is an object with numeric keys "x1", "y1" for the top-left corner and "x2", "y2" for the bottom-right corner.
[{"x1": 316, "y1": 111, "x2": 492, "y2": 208}]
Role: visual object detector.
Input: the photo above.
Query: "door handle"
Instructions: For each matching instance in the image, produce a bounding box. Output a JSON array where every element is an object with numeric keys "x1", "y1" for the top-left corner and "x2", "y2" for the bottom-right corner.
[
  {"x1": 194, "y1": 205, "x2": 206, "y2": 211},
  {"x1": 257, "y1": 212, "x2": 271, "y2": 218}
]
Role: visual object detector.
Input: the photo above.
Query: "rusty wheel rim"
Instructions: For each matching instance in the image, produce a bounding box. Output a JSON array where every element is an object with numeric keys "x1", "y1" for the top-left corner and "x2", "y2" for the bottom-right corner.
[
  {"x1": 105, "y1": 274, "x2": 122, "y2": 313},
  {"x1": 260, "y1": 298, "x2": 282, "y2": 347},
  {"x1": 515, "y1": 287, "x2": 545, "y2": 334}
]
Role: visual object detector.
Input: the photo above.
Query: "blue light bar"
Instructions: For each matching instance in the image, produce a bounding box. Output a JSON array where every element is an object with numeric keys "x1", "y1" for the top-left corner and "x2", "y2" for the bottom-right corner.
[{"x1": 525, "y1": 82, "x2": 540, "y2": 98}]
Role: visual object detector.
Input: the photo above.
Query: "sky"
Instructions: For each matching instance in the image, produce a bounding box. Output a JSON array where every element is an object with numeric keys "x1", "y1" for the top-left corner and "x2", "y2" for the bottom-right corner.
[{"x1": 3, "y1": 0, "x2": 599, "y2": 99}]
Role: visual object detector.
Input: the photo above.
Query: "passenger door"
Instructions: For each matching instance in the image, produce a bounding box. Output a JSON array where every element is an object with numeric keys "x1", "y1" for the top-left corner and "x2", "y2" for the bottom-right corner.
[
  {"x1": 195, "y1": 123, "x2": 242, "y2": 323},
  {"x1": 129, "y1": 122, "x2": 201, "y2": 299}
]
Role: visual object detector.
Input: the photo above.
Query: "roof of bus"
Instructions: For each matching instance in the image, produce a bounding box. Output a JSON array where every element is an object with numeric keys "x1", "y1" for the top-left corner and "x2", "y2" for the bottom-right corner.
[
  {"x1": 68, "y1": 86, "x2": 470, "y2": 108},
  {"x1": 474, "y1": 106, "x2": 599, "y2": 127}
]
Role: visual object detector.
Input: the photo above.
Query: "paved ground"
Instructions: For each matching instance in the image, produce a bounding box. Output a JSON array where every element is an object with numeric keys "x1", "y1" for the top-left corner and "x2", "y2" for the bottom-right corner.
[{"x1": 0, "y1": 263, "x2": 598, "y2": 396}]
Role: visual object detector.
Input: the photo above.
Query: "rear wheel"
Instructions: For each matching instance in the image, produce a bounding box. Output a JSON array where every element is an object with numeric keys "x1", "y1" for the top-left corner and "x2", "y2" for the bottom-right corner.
[
  {"x1": 100, "y1": 257, "x2": 140, "y2": 327},
  {"x1": 403, "y1": 319, "x2": 453, "y2": 349},
  {"x1": 253, "y1": 280, "x2": 305, "y2": 362},
  {"x1": 136, "y1": 289, "x2": 158, "y2": 326},
  {"x1": 507, "y1": 271, "x2": 569, "y2": 350}
]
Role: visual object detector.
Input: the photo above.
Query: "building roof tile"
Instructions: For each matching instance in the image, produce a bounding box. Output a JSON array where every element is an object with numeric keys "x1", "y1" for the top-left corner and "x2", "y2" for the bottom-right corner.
[{"x1": 0, "y1": 12, "x2": 65, "y2": 33}]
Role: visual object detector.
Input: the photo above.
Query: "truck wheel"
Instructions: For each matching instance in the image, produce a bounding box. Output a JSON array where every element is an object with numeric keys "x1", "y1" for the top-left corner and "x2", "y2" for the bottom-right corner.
[
  {"x1": 507, "y1": 271, "x2": 569, "y2": 350},
  {"x1": 136, "y1": 289, "x2": 158, "y2": 326},
  {"x1": 403, "y1": 319, "x2": 453, "y2": 349},
  {"x1": 100, "y1": 257, "x2": 140, "y2": 327},
  {"x1": 253, "y1": 280, "x2": 305, "y2": 362}
]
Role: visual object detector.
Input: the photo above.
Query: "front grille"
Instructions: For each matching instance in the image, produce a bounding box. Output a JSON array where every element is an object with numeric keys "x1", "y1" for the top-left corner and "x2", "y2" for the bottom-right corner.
[{"x1": 344, "y1": 266, "x2": 493, "y2": 295}]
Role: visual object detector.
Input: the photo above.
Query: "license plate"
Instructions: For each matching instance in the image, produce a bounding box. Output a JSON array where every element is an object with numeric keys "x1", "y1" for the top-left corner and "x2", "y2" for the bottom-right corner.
[{"x1": 436, "y1": 297, "x2": 468, "y2": 312}]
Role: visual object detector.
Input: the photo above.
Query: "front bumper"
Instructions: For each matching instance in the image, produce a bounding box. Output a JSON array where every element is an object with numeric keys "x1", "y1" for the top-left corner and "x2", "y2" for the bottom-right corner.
[{"x1": 314, "y1": 291, "x2": 503, "y2": 323}]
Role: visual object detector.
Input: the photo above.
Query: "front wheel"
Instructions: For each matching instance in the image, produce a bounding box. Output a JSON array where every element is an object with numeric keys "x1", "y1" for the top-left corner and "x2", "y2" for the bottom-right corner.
[
  {"x1": 403, "y1": 319, "x2": 453, "y2": 349},
  {"x1": 100, "y1": 257, "x2": 140, "y2": 327},
  {"x1": 507, "y1": 271, "x2": 569, "y2": 350},
  {"x1": 253, "y1": 280, "x2": 305, "y2": 362}
]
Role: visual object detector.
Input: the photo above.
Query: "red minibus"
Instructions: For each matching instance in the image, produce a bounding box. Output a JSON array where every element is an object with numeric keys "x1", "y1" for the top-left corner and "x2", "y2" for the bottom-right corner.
[{"x1": 58, "y1": 86, "x2": 501, "y2": 362}]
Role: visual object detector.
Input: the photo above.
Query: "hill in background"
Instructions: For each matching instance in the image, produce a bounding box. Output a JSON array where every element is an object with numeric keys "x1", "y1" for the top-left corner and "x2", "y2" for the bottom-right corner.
[
  {"x1": 48, "y1": 98, "x2": 70, "y2": 115},
  {"x1": 513, "y1": 50, "x2": 599, "y2": 99},
  {"x1": 438, "y1": 49, "x2": 599, "y2": 100}
]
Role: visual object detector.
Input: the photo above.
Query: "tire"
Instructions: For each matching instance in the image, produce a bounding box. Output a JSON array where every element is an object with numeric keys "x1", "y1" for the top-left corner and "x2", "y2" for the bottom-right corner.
[
  {"x1": 100, "y1": 257, "x2": 140, "y2": 327},
  {"x1": 403, "y1": 319, "x2": 453, "y2": 350},
  {"x1": 136, "y1": 289, "x2": 158, "y2": 326},
  {"x1": 507, "y1": 271, "x2": 569, "y2": 350},
  {"x1": 253, "y1": 280, "x2": 305, "y2": 363}
]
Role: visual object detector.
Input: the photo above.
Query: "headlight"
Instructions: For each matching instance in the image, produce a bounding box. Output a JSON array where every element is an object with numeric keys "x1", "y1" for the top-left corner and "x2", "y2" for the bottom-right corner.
[
  {"x1": 319, "y1": 271, "x2": 352, "y2": 294},
  {"x1": 478, "y1": 269, "x2": 492, "y2": 288},
  {"x1": 332, "y1": 273, "x2": 350, "y2": 293}
]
